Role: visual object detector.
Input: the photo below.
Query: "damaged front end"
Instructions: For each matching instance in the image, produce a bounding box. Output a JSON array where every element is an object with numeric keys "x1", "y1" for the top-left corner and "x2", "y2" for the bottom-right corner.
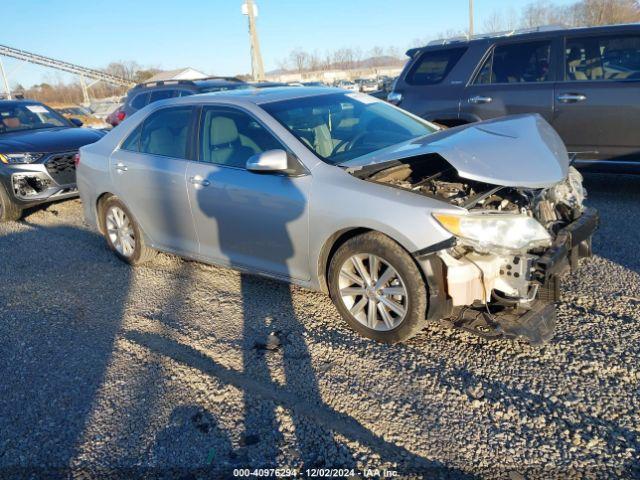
[
  {"x1": 356, "y1": 154, "x2": 597, "y2": 344},
  {"x1": 4, "y1": 151, "x2": 79, "y2": 204}
]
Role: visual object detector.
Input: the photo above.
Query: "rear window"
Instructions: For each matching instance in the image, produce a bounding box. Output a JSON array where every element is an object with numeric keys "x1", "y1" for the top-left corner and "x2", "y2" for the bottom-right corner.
[
  {"x1": 406, "y1": 47, "x2": 467, "y2": 85},
  {"x1": 149, "y1": 89, "x2": 176, "y2": 103},
  {"x1": 130, "y1": 93, "x2": 148, "y2": 110}
]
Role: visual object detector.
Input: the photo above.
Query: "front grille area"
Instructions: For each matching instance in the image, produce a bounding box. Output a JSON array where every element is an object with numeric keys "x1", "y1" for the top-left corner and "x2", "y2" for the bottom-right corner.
[{"x1": 45, "y1": 152, "x2": 77, "y2": 186}]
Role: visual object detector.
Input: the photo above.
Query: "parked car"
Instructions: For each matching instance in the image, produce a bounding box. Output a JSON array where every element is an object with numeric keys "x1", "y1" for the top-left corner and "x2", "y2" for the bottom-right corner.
[
  {"x1": 77, "y1": 87, "x2": 597, "y2": 344},
  {"x1": 52, "y1": 104, "x2": 109, "y2": 129},
  {"x1": 355, "y1": 78, "x2": 379, "y2": 93},
  {"x1": 118, "y1": 77, "x2": 251, "y2": 124},
  {"x1": 89, "y1": 98, "x2": 123, "y2": 120},
  {"x1": 335, "y1": 80, "x2": 360, "y2": 92},
  {"x1": 388, "y1": 23, "x2": 640, "y2": 172},
  {"x1": 105, "y1": 104, "x2": 125, "y2": 128},
  {"x1": 0, "y1": 99, "x2": 105, "y2": 222},
  {"x1": 302, "y1": 81, "x2": 326, "y2": 87}
]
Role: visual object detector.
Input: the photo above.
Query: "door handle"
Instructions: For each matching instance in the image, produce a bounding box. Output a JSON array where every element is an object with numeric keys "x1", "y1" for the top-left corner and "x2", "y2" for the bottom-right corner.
[
  {"x1": 115, "y1": 162, "x2": 128, "y2": 173},
  {"x1": 189, "y1": 176, "x2": 210, "y2": 187},
  {"x1": 557, "y1": 93, "x2": 587, "y2": 103},
  {"x1": 468, "y1": 95, "x2": 492, "y2": 104}
]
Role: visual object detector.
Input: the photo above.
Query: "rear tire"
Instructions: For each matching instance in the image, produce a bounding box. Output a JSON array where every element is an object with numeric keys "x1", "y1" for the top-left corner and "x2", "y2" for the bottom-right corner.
[
  {"x1": 328, "y1": 231, "x2": 428, "y2": 343},
  {"x1": 0, "y1": 184, "x2": 22, "y2": 223},
  {"x1": 100, "y1": 196, "x2": 156, "y2": 265}
]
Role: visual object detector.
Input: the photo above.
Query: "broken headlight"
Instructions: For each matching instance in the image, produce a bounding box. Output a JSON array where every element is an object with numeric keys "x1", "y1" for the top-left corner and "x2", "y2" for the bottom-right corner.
[
  {"x1": 0, "y1": 153, "x2": 45, "y2": 164},
  {"x1": 433, "y1": 212, "x2": 552, "y2": 253}
]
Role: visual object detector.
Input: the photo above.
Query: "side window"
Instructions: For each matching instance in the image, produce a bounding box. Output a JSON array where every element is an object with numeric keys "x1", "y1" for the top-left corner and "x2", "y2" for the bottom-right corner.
[
  {"x1": 121, "y1": 124, "x2": 142, "y2": 152},
  {"x1": 475, "y1": 41, "x2": 552, "y2": 84},
  {"x1": 139, "y1": 107, "x2": 193, "y2": 158},
  {"x1": 148, "y1": 89, "x2": 176, "y2": 104},
  {"x1": 199, "y1": 107, "x2": 284, "y2": 168},
  {"x1": 130, "y1": 93, "x2": 148, "y2": 110},
  {"x1": 566, "y1": 35, "x2": 640, "y2": 81},
  {"x1": 406, "y1": 47, "x2": 467, "y2": 85}
]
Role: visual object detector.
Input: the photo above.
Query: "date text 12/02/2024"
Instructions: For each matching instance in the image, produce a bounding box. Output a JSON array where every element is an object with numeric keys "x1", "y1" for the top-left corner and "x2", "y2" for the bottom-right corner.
[{"x1": 232, "y1": 468, "x2": 400, "y2": 477}]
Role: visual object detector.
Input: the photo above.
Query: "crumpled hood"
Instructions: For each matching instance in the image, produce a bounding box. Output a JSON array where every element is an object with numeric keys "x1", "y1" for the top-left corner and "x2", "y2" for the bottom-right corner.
[
  {"x1": 0, "y1": 127, "x2": 105, "y2": 154},
  {"x1": 340, "y1": 114, "x2": 569, "y2": 188}
]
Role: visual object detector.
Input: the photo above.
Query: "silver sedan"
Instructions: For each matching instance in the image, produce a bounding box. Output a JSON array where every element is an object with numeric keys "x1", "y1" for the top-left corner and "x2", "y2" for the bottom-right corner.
[{"x1": 77, "y1": 87, "x2": 597, "y2": 344}]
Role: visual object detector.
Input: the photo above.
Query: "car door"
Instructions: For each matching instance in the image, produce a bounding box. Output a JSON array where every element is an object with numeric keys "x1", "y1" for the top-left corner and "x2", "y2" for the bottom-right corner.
[
  {"x1": 553, "y1": 32, "x2": 640, "y2": 162},
  {"x1": 109, "y1": 106, "x2": 199, "y2": 254},
  {"x1": 460, "y1": 39, "x2": 556, "y2": 123},
  {"x1": 186, "y1": 105, "x2": 311, "y2": 281}
]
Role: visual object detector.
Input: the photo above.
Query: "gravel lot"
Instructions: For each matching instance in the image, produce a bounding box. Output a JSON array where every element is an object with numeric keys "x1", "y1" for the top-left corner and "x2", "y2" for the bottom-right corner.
[{"x1": 0, "y1": 173, "x2": 638, "y2": 479}]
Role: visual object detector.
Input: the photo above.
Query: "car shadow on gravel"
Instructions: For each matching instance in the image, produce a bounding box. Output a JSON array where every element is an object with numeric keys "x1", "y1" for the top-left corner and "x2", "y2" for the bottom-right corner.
[
  {"x1": 582, "y1": 173, "x2": 640, "y2": 274},
  {"x1": 0, "y1": 223, "x2": 131, "y2": 477},
  {"x1": 124, "y1": 329, "x2": 475, "y2": 478},
  {"x1": 116, "y1": 168, "x2": 477, "y2": 477}
]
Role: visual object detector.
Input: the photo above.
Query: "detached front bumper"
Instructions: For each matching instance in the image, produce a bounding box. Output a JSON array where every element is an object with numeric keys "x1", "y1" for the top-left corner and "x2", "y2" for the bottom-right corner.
[
  {"x1": 535, "y1": 207, "x2": 599, "y2": 282},
  {"x1": 418, "y1": 208, "x2": 599, "y2": 344}
]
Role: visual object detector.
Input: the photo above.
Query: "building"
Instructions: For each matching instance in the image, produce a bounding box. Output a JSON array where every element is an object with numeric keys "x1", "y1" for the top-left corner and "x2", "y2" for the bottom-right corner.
[{"x1": 144, "y1": 68, "x2": 208, "y2": 83}]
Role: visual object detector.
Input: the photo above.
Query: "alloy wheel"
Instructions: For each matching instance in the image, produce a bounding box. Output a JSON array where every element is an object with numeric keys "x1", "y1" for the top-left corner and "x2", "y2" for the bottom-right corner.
[
  {"x1": 105, "y1": 206, "x2": 136, "y2": 257},
  {"x1": 338, "y1": 253, "x2": 408, "y2": 331}
]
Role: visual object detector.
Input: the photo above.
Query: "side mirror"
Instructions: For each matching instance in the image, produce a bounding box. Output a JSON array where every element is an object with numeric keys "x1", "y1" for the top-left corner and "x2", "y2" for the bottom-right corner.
[
  {"x1": 246, "y1": 149, "x2": 290, "y2": 173},
  {"x1": 70, "y1": 118, "x2": 83, "y2": 127}
]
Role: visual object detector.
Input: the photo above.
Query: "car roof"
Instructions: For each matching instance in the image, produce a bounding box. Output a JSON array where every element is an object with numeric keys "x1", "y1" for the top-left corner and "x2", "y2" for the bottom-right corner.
[
  {"x1": 408, "y1": 23, "x2": 640, "y2": 55},
  {"x1": 188, "y1": 86, "x2": 345, "y2": 105},
  {"x1": 192, "y1": 78, "x2": 246, "y2": 88},
  {"x1": 0, "y1": 99, "x2": 43, "y2": 107},
  {"x1": 129, "y1": 77, "x2": 246, "y2": 94}
]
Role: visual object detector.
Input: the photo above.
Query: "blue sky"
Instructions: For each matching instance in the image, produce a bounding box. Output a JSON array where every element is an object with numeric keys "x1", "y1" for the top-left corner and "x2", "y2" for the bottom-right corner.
[{"x1": 1, "y1": 0, "x2": 572, "y2": 87}]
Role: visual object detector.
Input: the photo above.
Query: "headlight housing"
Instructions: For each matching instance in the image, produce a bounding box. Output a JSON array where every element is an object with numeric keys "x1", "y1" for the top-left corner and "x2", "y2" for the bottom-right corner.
[
  {"x1": 0, "y1": 153, "x2": 45, "y2": 164},
  {"x1": 433, "y1": 212, "x2": 552, "y2": 253}
]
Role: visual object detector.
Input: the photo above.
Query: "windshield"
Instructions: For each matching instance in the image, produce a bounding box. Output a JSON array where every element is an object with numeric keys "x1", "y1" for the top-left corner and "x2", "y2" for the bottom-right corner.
[
  {"x1": 262, "y1": 92, "x2": 436, "y2": 163},
  {"x1": 0, "y1": 103, "x2": 71, "y2": 133}
]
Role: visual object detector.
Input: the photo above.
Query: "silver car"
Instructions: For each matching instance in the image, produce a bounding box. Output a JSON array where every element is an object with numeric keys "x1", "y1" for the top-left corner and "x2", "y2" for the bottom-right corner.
[{"x1": 77, "y1": 87, "x2": 597, "y2": 344}]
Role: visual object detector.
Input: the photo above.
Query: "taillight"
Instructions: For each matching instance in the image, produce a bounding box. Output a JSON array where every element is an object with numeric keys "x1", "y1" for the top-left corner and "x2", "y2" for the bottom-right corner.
[
  {"x1": 74, "y1": 152, "x2": 81, "y2": 167},
  {"x1": 117, "y1": 111, "x2": 126, "y2": 121}
]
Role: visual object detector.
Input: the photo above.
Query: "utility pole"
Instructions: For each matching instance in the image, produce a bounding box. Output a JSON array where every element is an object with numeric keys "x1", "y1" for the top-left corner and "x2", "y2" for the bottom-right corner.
[
  {"x1": 468, "y1": 0, "x2": 474, "y2": 38},
  {"x1": 0, "y1": 57, "x2": 11, "y2": 99},
  {"x1": 243, "y1": 0, "x2": 265, "y2": 81}
]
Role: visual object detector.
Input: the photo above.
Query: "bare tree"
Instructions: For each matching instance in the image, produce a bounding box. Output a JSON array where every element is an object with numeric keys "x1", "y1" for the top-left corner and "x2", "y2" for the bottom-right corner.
[
  {"x1": 483, "y1": 10, "x2": 506, "y2": 33},
  {"x1": 385, "y1": 46, "x2": 403, "y2": 60},
  {"x1": 520, "y1": 0, "x2": 565, "y2": 27},
  {"x1": 570, "y1": 0, "x2": 640, "y2": 25},
  {"x1": 289, "y1": 48, "x2": 309, "y2": 74}
]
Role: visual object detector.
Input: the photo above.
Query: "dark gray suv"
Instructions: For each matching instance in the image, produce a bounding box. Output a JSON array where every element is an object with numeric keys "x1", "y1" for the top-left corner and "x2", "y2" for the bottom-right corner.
[
  {"x1": 389, "y1": 24, "x2": 640, "y2": 172},
  {"x1": 120, "y1": 77, "x2": 250, "y2": 122}
]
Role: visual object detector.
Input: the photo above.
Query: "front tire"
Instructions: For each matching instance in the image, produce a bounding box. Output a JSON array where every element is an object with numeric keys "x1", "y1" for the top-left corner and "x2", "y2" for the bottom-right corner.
[
  {"x1": 100, "y1": 196, "x2": 156, "y2": 265},
  {"x1": 0, "y1": 184, "x2": 22, "y2": 223},
  {"x1": 328, "y1": 232, "x2": 428, "y2": 343}
]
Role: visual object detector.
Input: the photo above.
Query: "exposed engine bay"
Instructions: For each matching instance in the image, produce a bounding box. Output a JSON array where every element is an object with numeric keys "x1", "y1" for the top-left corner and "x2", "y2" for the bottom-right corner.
[
  {"x1": 365, "y1": 154, "x2": 585, "y2": 227},
  {"x1": 353, "y1": 154, "x2": 595, "y2": 344}
]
